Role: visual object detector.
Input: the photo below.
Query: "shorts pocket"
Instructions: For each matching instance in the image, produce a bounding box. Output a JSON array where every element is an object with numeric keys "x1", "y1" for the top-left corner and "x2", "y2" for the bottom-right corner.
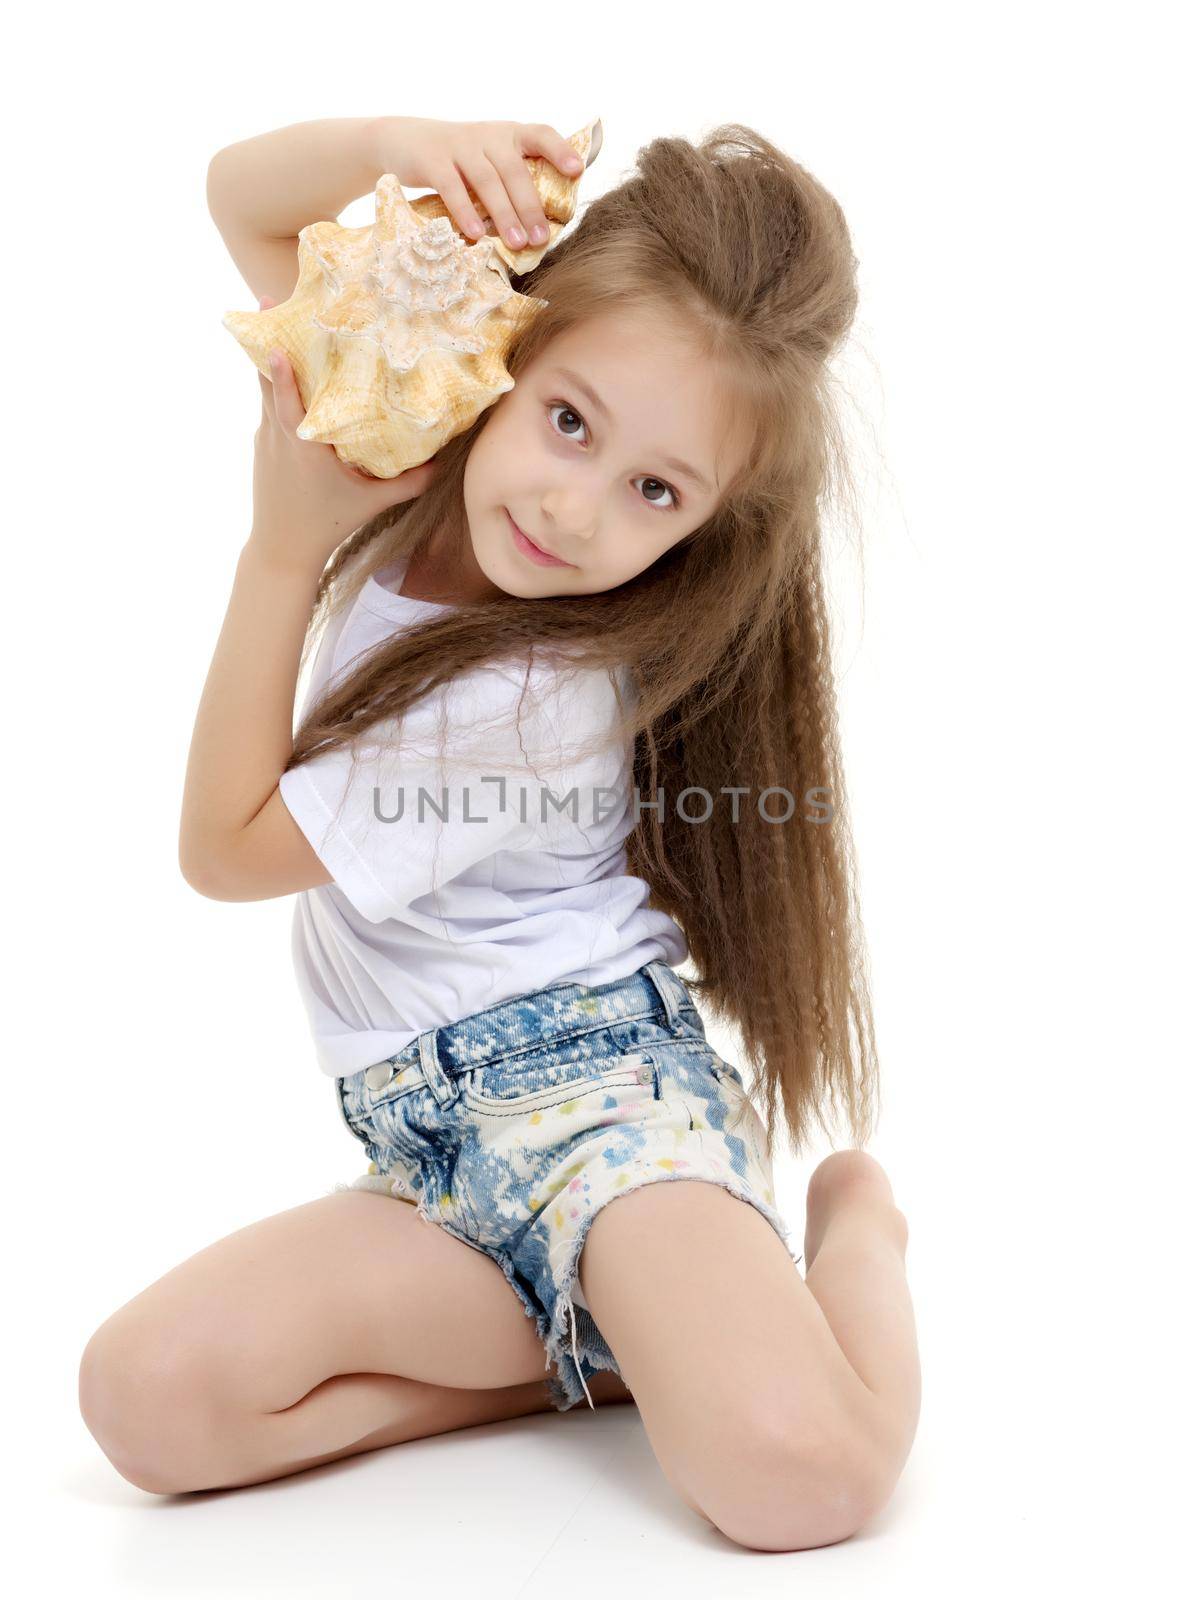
[
  {"x1": 643, "y1": 1036, "x2": 739, "y2": 1082},
  {"x1": 459, "y1": 1049, "x2": 657, "y2": 1116},
  {"x1": 645, "y1": 1038, "x2": 762, "y2": 1129}
]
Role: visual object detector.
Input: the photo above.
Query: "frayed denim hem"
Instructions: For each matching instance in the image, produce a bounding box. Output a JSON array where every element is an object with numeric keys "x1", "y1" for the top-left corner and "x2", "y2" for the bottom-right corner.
[
  {"x1": 324, "y1": 1161, "x2": 802, "y2": 1414},
  {"x1": 543, "y1": 1169, "x2": 802, "y2": 1413},
  {"x1": 328, "y1": 1173, "x2": 418, "y2": 1203}
]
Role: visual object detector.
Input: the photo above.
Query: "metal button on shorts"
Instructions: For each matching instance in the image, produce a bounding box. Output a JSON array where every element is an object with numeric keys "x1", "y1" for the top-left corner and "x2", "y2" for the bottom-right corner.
[{"x1": 364, "y1": 1060, "x2": 394, "y2": 1092}]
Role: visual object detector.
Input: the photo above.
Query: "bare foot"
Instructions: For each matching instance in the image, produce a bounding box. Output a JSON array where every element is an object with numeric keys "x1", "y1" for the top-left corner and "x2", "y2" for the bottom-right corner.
[{"x1": 803, "y1": 1150, "x2": 909, "y2": 1270}]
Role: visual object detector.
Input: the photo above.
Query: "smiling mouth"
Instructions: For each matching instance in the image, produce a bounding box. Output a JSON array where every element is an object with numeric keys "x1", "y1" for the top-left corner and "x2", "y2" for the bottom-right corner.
[{"x1": 506, "y1": 509, "x2": 574, "y2": 566}]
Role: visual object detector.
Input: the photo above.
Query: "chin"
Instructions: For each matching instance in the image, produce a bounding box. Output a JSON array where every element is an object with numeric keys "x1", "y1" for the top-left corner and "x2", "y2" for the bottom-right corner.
[
  {"x1": 469, "y1": 538, "x2": 528, "y2": 600},
  {"x1": 480, "y1": 523, "x2": 569, "y2": 596}
]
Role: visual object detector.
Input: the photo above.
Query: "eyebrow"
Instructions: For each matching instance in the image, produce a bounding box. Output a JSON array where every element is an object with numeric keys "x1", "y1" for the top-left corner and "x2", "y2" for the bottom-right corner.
[{"x1": 548, "y1": 365, "x2": 716, "y2": 494}]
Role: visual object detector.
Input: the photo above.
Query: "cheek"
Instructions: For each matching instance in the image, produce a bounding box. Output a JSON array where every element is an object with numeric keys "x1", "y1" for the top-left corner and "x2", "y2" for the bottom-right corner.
[
  {"x1": 462, "y1": 433, "x2": 494, "y2": 497},
  {"x1": 465, "y1": 411, "x2": 518, "y2": 488}
]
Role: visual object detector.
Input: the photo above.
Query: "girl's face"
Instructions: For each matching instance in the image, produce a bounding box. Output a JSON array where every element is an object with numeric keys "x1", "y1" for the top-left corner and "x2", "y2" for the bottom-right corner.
[{"x1": 462, "y1": 309, "x2": 748, "y2": 598}]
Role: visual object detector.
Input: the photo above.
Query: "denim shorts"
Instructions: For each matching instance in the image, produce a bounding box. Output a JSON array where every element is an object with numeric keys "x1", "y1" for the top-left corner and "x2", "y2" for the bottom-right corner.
[{"x1": 330, "y1": 959, "x2": 799, "y2": 1412}]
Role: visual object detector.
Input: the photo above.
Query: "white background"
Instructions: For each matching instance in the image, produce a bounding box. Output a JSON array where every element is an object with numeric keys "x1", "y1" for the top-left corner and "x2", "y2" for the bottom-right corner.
[{"x1": 7, "y1": 1, "x2": 1195, "y2": 1593}]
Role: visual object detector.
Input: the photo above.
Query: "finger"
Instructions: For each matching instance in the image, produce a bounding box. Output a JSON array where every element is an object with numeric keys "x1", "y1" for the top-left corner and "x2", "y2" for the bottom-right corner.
[
  {"x1": 365, "y1": 458, "x2": 440, "y2": 503},
  {"x1": 464, "y1": 152, "x2": 531, "y2": 249},
  {"x1": 433, "y1": 160, "x2": 489, "y2": 240},
  {"x1": 520, "y1": 123, "x2": 585, "y2": 178},
  {"x1": 492, "y1": 143, "x2": 557, "y2": 244},
  {"x1": 257, "y1": 299, "x2": 279, "y2": 405},
  {"x1": 266, "y1": 348, "x2": 305, "y2": 430},
  {"x1": 339, "y1": 452, "x2": 433, "y2": 485},
  {"x1": 378, "y1": 457, "x2": 439, "y2": 485}
]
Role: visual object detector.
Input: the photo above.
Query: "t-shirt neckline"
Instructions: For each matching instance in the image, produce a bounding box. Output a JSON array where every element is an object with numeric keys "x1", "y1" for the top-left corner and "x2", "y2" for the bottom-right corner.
[{"x1": 362, "y1": 555, "x2": 457, "y2": 619}]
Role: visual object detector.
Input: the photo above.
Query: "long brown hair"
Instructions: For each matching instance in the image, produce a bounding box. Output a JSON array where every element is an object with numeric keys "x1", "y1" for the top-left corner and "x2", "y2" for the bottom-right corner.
[{"x1": 285, "y1": 123, "x2": 877, "y2": 1159}]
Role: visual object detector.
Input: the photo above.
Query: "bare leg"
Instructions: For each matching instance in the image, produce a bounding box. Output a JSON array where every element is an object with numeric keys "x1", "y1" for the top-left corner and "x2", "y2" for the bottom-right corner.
[
  {"x1": 800, "y1": 1150, "x2": 921, "y2": 1467},
  {"x1": 182, "y1": 1367, "x2": 635, "y2": 1494},
  {"x1": 79, "y1": 1190, "x2": 634, "y2": 1496},
  {"x1": 575, "y1": 1154, "x2": 921, "y2": 1548}
]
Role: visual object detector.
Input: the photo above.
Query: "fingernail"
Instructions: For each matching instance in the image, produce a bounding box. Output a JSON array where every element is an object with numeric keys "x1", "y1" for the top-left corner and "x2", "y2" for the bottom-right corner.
[{"x1": 567, "y1": 156, "x2": 583, "y2": 172}]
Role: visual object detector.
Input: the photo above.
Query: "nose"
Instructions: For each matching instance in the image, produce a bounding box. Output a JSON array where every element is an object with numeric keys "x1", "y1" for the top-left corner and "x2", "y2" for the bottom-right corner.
[{"x1": 540, "y1": 480, "x2": 600, "y2": 542}]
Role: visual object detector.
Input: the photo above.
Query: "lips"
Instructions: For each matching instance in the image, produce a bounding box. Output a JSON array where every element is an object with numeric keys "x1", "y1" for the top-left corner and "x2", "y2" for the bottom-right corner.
[
  {"x1": 509, "y1": 512, "x2": 551, "y2": 555},
  {"x1": 506, "y1": 509, "x2": 572, "y2": 565}
]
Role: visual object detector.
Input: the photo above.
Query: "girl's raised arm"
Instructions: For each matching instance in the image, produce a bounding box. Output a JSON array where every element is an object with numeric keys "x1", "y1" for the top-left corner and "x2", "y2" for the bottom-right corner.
[
  {"x1": 177, "y1": 298, "x2": 440, "y2": 903},
  {"x1": 207, "y1": 116, "x2": 385, "y2": 241},
  {"x1": 207, "y1": 116, "x2": 586, "y2": 303},
  {"x1": 186, "y1": 116, "x2": 587, "y2": 900},
  {"x1": 207, "y1": 117, "x2": 384, "y2": 305}
]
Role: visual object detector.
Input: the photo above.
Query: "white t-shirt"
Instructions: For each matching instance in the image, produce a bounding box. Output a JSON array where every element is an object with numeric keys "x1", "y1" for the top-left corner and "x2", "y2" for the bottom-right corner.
[{"x1": 278, "y1": 555, "x2": 688, "y2": 1078}]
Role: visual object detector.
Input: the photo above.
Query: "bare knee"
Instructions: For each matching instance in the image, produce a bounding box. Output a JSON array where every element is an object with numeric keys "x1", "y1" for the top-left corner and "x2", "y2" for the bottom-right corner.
[
  {"x1": 689, "y1": 1415, "x2": 888, "y2": 1552},
  {"x1": 78, "y1": 1316, "x2": 220, "y2": 1496}
]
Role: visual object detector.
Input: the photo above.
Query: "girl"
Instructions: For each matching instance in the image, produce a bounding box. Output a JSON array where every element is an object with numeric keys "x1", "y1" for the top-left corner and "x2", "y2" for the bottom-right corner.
[{"x1": 78, "y1": 115, "x2": 921, "y2": 1550}]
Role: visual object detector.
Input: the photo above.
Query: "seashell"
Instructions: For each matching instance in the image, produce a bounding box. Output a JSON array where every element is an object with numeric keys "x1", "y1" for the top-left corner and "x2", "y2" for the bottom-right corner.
[{"x1": 221, "y1": 116, "x2": 604, "y2": 479}]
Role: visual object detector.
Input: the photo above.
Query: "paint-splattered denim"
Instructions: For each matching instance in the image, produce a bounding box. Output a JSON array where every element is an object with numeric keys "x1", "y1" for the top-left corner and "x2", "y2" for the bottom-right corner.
[{"x1": 331, "y1": 959, "x2": 799, "y2": 1412}]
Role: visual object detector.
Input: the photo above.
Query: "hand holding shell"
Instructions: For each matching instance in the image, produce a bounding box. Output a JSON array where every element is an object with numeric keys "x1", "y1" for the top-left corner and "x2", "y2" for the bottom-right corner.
[
  {"x1": 249, "y1": 295, "x2": 443, "y2": 575},
  {"x1": 222, "y1": 116, "x2": 604, "y2": 480}
]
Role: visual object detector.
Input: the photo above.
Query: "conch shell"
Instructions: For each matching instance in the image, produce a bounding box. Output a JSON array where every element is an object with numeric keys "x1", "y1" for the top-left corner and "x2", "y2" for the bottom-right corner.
[{"x1": 221, "y1": 116, "x2": 603, "y2": 478}]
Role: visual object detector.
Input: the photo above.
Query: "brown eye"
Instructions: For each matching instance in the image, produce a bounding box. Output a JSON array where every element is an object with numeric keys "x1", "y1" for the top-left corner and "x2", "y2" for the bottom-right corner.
[
  {"x1": 547, "y1": 401, "x2": 586, "y2": 439},
  {"x1": 635, "y1": 476, "x2": 678, "y2": 511},
  {"x1": 546, "y1": 402, "x2": 682, "y2": 512}
]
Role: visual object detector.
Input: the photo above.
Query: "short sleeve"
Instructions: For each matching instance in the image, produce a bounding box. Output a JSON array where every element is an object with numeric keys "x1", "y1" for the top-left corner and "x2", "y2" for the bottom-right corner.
[{"x1": 278, "y1": 659, "x2": 626, "y2": 924}]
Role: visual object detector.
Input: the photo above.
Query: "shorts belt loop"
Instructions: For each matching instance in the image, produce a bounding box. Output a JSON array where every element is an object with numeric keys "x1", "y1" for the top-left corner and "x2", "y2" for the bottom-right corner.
[
  {"x1": 418, "y1": 1028, "x2": 458, "y2": 1108},
  {"x1": 645, "y1": 959, "x2": 684, "y2": 1033},
  {"x1": 334, "y1": 1074, "x2": 358, "y2": 1136}
]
